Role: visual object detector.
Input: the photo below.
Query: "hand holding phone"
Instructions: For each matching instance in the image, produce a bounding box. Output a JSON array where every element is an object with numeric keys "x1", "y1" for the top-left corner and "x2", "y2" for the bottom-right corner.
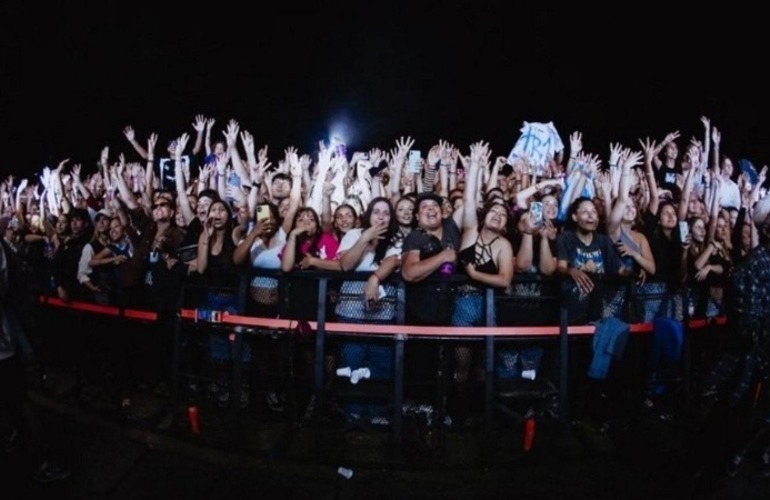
[
  {"x1": 678, "y1": 220, "x2": 690, "y2": 244},
  {"x1": 256, "y1": 203, "x2": 271, "y2": 224},
  {"x1": 530, "y1": 201, "x2": 544, "y2": 228}
]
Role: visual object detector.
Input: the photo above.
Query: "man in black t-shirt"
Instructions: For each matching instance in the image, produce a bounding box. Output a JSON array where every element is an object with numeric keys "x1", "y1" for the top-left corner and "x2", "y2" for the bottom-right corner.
[{"x1": 401, "y1": 192, "x2": 462, "y2": 325}]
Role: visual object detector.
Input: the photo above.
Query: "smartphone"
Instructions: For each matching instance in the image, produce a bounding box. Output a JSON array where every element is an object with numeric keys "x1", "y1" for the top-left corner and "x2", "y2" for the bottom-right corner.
[
  {"x1": 678, "y1": 220, "x2": 690, "y2": 242},
  {"x1": 256, "y1": 203, "x2": 271, "y2": 224},
  {"x1": 408, "y1": 150, "x2": 422, "y2": 174},
  {"x1": 530, "y1": 201, "x2": 544, "y2": 228}
]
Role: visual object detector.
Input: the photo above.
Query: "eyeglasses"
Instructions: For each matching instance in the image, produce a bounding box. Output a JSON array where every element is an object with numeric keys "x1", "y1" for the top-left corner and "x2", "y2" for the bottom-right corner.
[{"x1": 152, "y1": 201, "x2": 171, "y2": 209}]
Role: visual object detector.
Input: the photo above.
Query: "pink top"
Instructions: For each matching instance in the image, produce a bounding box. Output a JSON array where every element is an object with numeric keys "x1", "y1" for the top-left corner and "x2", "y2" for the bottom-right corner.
[{"x1": 279, "y1": 231, "x2": 340, "y2": 264}]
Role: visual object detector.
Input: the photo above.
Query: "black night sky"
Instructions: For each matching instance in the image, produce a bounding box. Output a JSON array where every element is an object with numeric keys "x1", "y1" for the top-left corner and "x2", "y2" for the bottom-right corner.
[{"x1": 2, "y1": 3, "x2": 768, "y2": 177}]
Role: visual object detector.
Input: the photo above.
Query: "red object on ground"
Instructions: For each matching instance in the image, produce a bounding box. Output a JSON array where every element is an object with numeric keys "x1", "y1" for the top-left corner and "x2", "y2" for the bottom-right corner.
[
  {"x1": 523, "y1": 417, "x2": 535, "y2": 452},
  {"x1": 188, "y1": 406, "x2": 201, "y2": 435}
]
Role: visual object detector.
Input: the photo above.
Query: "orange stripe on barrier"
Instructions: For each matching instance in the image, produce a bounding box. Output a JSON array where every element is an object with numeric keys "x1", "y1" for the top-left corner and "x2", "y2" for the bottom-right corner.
[
  {"x1": 38, "y1": 296, "x2": 728, "y2": 338},
  {"x1": 187, "y1": 311, "x2": 726, "y2": 338}
]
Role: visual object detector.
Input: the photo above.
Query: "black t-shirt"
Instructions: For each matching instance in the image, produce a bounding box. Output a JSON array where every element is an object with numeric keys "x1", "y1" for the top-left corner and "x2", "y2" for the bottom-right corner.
[
  {"x1": 401, "y1": 218, "x2": 461, "y2": 325},
  {"x1": 643, "y1": 210, "x2": 683, "y2": 284},
  {"x1": 656, "y1": 165, "x2": 681, "y2": 200}
]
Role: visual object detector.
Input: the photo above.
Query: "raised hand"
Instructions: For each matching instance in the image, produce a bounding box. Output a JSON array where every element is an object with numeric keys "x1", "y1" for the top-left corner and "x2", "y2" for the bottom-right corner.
[
  {"x1": 287, "y1": 150, "x2": 301, "y2": 178},
  {"x1": 240, "y1": 130, "x2": 254, "y2": 155},
  {"x1": 175, "y1": 133, "x2": 190, "y2": 159},
  {"x1": 199, "y1": 163, "x2": 214, "y2": 184},
  {"x1": 700, "y1": 115, "x2": 711, "y2": 131},
  {"x1": 223, "y1": 119, "x2": 239, "y2": 147},
  {"x1": 609, "y1": 142, "x2": 623, "y2": 168},
  {"x1": 664, "y1": 131, "x2": 681, "y2": 145},
  {"x1": 585, "y1": 153, "x2": 602, "y2": 174},
  {"x1": 192, "y1": 114, "x2": 206, "y2": 133},
  {"x1": 595, "y1": 170, "x2": 611, "y2": 199},
  {"x1": 257, "y1": 145, "x2": 269, "y2": 167},
  {"x1": 299, "y1": 154, "x2": 312, "y2": 173},
  {"x1": 438, "y1": 139, "x2": 454, "y2": 164},
  {"x1": 394, "y1": 136, "x2": 415, "y2": 162},
  {"x1": 148, "y1": 133, "x2": 158, "y2": 156},
  {"x1": 569, "y1": 131, "x2": 583, "y2": 157},
  {"x1": 123, "y1": 126, "x2": 136, "y2": 143},
  {"x1": 55, "y1": 159, "x2": 69, "y2": 174},
  {"x1": 638, "y1": 137, "x2": 657, "y2": 164},
  {"x1": 622, "y1": 150, "x2": 643, "y2": 170},
  {"x1": 427, "y1": 145, "x2": 441, "y2": 168}
]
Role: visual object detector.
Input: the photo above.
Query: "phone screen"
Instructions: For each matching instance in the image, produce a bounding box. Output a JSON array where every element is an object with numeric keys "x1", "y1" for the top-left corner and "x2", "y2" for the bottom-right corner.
[
  {"x1": 678, "y1": 220, "x2": 689, "y2": 242},
  {"x1": 408, "y1": 150, "x2": 422, "y2": 174},
  {"x1": 256, "y1": 204, "x2": 271, "y2": 223},
  {"x1": 530, "y1": 201, "x2": 544, "y2": 227}
]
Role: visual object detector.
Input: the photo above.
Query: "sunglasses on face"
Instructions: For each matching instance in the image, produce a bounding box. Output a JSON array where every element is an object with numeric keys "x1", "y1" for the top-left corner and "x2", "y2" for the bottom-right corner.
[{"x1": 152, "y1": 201, "x2": 171, "y2": 209}]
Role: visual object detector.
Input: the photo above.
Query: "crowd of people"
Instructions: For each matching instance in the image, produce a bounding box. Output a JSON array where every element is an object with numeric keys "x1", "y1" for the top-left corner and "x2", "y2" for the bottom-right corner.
[{"x1": 2, "y1": 113, "x2": 770, "y2": 481}]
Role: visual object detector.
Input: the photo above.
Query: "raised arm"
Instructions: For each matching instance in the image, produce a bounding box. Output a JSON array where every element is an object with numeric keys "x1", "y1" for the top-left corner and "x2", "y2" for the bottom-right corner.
[
  {"x1": 70, "y1": 164, "x2": 93, "y2": 202},
  {"x1": 607, "y1": 148, "x2": 643, "y2": 238},
  {"x1": 223, "y1": 119, "x2": 249, "y2": 184},
  {"x1": 461, "y1": 143, "x2": 482, "y2": 234},
  {"x1": 173, "y1": 133, "x2": 196, "y2": 225},
  {"x1": 280, "y1": 153, "x2": 304, "y2": 236},
  {"x1": 388, "y1": 136, "x2": 413, "y2": 205},
  {"x1": 123, "y1": 125, "x2": 149, "y2": 160},
  {"x1": 706, "y1": 177, "x2": 722, "y2": 243},
  {"x1": 204, "y1": 117, "x2": 215, "y2": 157},
  {"x1": 639, "y1": 137, "x2": 660, "y2": 216},
  {"x1": 651, "y1": 130, "x2": 680, "y2": 171},
  {"x1": 307, "y1": 143, "x2": 333, "y2": 217},
  {"x1": 191, "y1": 114, "x2": 206, "y2": 156}
]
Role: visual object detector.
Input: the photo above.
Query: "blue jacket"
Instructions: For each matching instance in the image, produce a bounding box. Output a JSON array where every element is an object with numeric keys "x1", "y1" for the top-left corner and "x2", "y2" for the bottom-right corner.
[{"x1": 587, "y1": 316, "x2": 630, "y2": 380}]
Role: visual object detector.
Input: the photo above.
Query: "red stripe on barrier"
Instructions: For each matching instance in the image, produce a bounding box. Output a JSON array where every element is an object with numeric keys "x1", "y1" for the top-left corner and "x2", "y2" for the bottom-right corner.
[
  {"x1": 123, "y1": 309, "x2": 157, "y2": 321},
  {"x1": 41, "y1": 297, "x2": 121, "y2": 316},
  {"x1": 38, "y1": 295, "x2": 728, "y2": 338}
]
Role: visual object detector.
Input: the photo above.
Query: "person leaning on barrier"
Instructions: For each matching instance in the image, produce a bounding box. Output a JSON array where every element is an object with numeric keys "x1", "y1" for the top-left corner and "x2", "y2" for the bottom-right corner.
[
  {"x1": 335, "y1": 197, "x2": 401, "y2": 376},
  {"x1": 51, "y1": 208, "x2": 94, "y2": 302},
  {"x1": 451, "y1": 147, "x2": 514, "y2": 379},
  {"x1": 556, "y1": 196, "x2": 631, "y2": 325},
  {"x1": 400, "y1": 144, "x2": 466, "y2": 325}
]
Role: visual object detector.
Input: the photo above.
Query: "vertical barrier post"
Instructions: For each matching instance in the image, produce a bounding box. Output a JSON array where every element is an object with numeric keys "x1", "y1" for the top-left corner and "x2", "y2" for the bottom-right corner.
[
  {"x1": 393, "y1": 280, "x2": 406, "y2": 445},
  {"x1": 170, "y1": 284, "x2": 186, "y2": 423},
  {"x1": 682, "y1": 285, "x2": 692, "y2": 406},
  {"x1": 314, "y1": 277, "x2": 328, "y2": 393},
  {"x1": 484, "y1": 288, "x2": 495, "y2": 439},
  {"x1": 559, "y1": 304, "x2": 569, "y2": 424}
]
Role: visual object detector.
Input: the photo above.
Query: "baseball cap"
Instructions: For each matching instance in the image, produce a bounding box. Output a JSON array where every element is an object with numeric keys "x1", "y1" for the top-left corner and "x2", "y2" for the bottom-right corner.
[{"x1": 94, "y1": 208, "x2": 112, "y2": 221}]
